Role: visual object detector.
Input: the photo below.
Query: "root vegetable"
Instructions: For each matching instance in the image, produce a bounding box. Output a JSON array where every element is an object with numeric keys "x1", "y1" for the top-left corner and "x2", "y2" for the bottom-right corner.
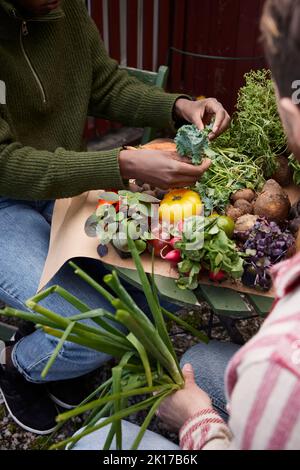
[
  {"x1": 231, "y1": 189, "x2": 256, "y2": 203},
  {"x1": 142, "y1": 141, "x2": 177, "y2": 152},
  {"x1": 290, "y1": 199, "x2": 300, "y2": 219},
  {"x1": 296, "y1": 231, "x2": 300, "y2": 253},
  {"x1": 154, "y1": 188, "x2": 169, "y2": 201},
  {"x1": 143, "y1": 190, "x2": 156, "y2": 197},
  {"x1": 253, "y1": 180, "x2": 291, "y2": 224},
  {"x1": 289, "y1": 217, "x2": 300, "y2": 235},
  {"x1": 129, "y1": 182, "x2": 142, "y2": 193},
  {"x1": 226, "y1": 206, "x2": 243, "y2": 222},
  {"x1": 233, "y1": 199, "x2": 253, "y2": 215},
  {"x1": 272, "y1": 155, "x2": 293, "y2": 187},
  {"x1": 235, "y1": 215, "x2": 258, "y2": 233}
]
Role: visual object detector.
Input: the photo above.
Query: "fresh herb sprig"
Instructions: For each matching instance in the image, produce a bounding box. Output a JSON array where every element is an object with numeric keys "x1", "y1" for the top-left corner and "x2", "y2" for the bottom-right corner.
[
  {"x1": 288, "y1": 155, "x2": 300, "y2": 185},
  {"x1": 227, "y1": 69, "x2": 287, "y2": 177},
  {"x1": 175, "y1": 216, "x2": 244, "y2": 290},
  {"x1": 195, "y1": 147, "x2": 264, "y2": 215}
]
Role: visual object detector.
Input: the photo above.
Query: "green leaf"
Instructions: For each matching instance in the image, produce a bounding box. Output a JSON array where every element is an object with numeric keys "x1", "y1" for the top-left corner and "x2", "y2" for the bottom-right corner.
[
  {"x1": 175, "y1": 124, "x2": 212, "y2": 165},
  {"x1": 130, "y1": 392, "x2": 169, "y2": 450},
  {"x1": 115, "y1": 212, "x2": 125, "y2": 222},
  {"x1": 127, "y1": 333, "x2": 152, "y2": 387},
  {"x1": 112, "y1": 366, "x2": 123, "y2": 450},
  {"x1": 162, "y1": 308, "x2": 209, "y2": 344},
  {"x1": 215, "y1": 253, "x2": 223, "y2": 266},
  {"x1": 98, "y1": 192, "x2": 120, "y2": 203},
  {"x1": 137, "y1": 193, "x2": 160, "y2": 204},
  {"x1": 84, "y1": 215, "x2": 99, "y2": 238},
  {"x1": 178, "y1": 260, "x2": 193, "y2": 274},
  {"x1": 134, "y1": 240, "x2": 147, "y2": 254},
  {"x1": 112, "y1": 237, "x2": 130, "y2": 253},
  {"x1": 52, "y1": 390, "x2": 175, "y2": 450},
  {"x1": 41, "y1": 322, "x2": 75, "y2": 378}
]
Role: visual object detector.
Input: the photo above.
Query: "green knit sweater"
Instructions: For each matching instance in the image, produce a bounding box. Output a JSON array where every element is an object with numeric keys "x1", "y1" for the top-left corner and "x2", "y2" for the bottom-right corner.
[{"x1": 0, "y1": 0, "x2": 183, "y2": 200}]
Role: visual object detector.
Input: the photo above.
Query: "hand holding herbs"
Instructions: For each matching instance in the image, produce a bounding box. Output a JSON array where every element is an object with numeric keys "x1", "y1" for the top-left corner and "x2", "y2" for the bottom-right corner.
[
  {"x1": 174, "y1": 97, "x2": 230, "y2": 138},
  {"x1": 119, "y1": 147, "x2": 211, "y2": 189}
]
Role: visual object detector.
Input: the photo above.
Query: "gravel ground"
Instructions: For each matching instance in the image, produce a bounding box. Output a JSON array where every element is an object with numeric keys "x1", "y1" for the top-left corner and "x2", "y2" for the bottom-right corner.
[{"x1": 0, "y1": 303, "x2": 263, "y2": 450}]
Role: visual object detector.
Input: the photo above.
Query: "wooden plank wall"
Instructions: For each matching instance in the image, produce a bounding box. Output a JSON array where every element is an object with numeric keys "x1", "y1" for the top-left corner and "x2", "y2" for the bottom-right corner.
[{"x1": 88, "y1": 0, "x2": 266, "y2": 138}]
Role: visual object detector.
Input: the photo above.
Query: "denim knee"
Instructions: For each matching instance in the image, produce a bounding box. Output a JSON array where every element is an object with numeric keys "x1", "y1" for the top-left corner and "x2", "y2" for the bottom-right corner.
[{"x1": 180, "y1": 340, "x2": 240, "y2": 421}]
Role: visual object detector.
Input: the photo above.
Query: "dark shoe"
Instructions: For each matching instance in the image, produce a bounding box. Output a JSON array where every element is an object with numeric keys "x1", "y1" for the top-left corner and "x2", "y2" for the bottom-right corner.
[
  {"x1": 47, "y1": 375, "x2": 95, "y2": 410},
  {"x1": 12, "y1": 320, "x2": 36, "y2": 342},
  {"x1": 0, "y1": 345, "x2": 58, "y2": 435}
]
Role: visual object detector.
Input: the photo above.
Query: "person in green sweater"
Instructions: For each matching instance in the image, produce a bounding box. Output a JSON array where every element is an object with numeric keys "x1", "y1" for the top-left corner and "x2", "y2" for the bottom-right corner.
[{"x1": 0, "y1": 0, "x2": 230, "y2": 435}]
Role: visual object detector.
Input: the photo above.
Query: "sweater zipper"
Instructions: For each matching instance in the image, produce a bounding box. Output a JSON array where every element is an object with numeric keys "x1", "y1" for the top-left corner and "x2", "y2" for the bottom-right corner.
[{"x1": 19, "y1": 21, "x2": 47, "y2": 105}]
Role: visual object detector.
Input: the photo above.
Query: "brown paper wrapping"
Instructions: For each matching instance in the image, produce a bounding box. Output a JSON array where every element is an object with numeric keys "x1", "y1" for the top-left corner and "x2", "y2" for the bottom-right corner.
[{"x1": 38, "y1": 172, "x2": 300, "y2": 300}]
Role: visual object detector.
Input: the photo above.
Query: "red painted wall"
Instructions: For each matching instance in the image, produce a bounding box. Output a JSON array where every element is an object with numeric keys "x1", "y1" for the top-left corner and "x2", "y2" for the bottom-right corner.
[{"x1": 88, "y1": 0, "x2": 266, "y2": 137}]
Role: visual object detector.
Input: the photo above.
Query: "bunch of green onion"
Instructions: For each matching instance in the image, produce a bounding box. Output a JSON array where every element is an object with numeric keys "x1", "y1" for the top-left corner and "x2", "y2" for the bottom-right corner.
[{"x1": 0, "y1": 236, "x2": 208, "y2": 450}]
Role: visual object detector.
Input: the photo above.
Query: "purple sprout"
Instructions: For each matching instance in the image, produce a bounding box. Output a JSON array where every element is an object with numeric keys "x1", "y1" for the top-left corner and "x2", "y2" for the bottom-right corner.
[{"x1": 241, "y1": 218, "x2": 294, "y2": 291}]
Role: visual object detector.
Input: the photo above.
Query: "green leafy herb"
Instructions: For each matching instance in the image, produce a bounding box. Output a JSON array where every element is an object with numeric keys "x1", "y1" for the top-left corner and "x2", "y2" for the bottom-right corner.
[
  {"x1": 289, "y1": 154, "x2": 300, "y2": 185},
  {"x1": 175, "y1": 216, "x2": 244, "y2": 290},
  {"x1": 85, "y1": 191, "x2": 159, "y2": 254},
  {"x1": 175, "y1": 124, "x2": 214, "y2": 165},
  {"x1": 223, "y1": 69, "x2": 287, "y2": 177},
  {"x1": 195, "y1": 148, "x2": 265, "y2": 215}
]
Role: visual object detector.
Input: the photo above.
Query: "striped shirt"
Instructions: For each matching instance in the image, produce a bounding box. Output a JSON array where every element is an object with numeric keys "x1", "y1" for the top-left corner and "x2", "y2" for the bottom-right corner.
[{"x1": 180, "y1": 253, "x2": 300, "y2": 450}]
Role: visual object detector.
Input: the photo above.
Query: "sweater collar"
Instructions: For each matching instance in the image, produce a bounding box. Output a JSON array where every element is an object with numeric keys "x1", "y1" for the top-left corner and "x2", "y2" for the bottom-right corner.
[{"x1": 0, "y1": 0, "x2": 65, "y2": 22}]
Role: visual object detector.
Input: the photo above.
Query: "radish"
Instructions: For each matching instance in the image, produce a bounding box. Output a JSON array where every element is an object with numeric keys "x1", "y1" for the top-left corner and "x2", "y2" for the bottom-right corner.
[
  {"x1": 209, "y1": 271, "x2": 226, "y2": 282},
  {"x1": 161, "y1": 247, "x2": 182, "y2": 263},
  {"x1": 169, "y1": 237, "x2": 182, "y2": 249}
]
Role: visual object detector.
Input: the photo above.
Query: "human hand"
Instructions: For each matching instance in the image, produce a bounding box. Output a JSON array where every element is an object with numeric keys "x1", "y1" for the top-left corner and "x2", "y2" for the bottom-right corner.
[
  {"x1": 175, "y1": 98, "x2": 231, "y2": 139},
  {"x1": 119, "y1": 149, "x2": 211, "y2": 189},
  {"x1": 157, "y1": 364, "x2": 212, "y2": 431}
]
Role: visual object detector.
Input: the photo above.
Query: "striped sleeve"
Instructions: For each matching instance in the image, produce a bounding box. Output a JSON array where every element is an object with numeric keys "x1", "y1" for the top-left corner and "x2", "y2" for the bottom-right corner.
[
  {"x1": 179, "y1": 409, "x2": 232, "y2": 450},
  {"x1": 179, "y1": 361, "x2": 300, "y2": 450},
  {"x1": 228, "y1": 361, "x2": 300, "y2": 450}
]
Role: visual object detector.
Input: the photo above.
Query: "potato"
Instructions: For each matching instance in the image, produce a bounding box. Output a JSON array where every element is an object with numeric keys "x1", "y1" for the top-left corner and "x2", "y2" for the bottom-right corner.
[
  {"x1": 233, "y1": 199, "x2": 253, "y2": 215},
  {"x1": 289, "y1": 217, "x2": 300, "y2": 234},
  {"x1": 290, "y1": 199, "x2": 300, "y2": 219},
  {"x1": 129, "y1": 182, "x2": 142, "y2": 193},
  {"x1": 254, "y1": 180, "x2": 291, "y2": 224},
  {"x1": 226, "y1": 206, "x2": 243, "y2": 222},
  {"x1": 296, "y1": 231, "x2": 300, "y2": 253},
  {"x1": 287, "y1": 243, "x2": 296, "y2": 258},
  {"x1": 272, "y1": 155, "x2": 293, "y2": 187},
  {"x1": 143, "y1": 190, "x2": 157, "y2": 197},
  {"x1": 231, "y1": 189, "x2": 256, "y2": 203},
  {"x1": 235, "y1": 215, "x2": 258, "y2": 233}
]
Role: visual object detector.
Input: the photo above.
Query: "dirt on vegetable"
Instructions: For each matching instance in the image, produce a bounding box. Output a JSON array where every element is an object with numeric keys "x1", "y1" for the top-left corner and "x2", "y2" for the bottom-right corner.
[{"x1": 254, "y1": 180, "x2": 291, "y2": 224}]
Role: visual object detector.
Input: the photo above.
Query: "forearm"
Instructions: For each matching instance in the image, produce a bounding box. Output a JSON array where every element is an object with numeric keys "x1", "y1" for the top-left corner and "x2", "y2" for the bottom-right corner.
[
  {"x1": 0, "y1": 142, "x2": 125, "y2": 200},
  {"x1": 179, "y1": 408, "x2": 233, "y2": 451},
  {"x1": 90, "y1": 62, "x2": 187, "y2": 129},
  {"x1": 87, "y1": 14, "x2": 189, "y2": 129}
]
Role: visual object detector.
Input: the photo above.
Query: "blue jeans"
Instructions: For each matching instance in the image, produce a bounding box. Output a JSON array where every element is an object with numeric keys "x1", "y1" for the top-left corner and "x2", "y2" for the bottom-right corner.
[
  {"x1": 0, "y1": 197, "x2": 177, "y2": 384},
  {"x1": 72, "y1": 341, "x2": 239, "y2": 450}
]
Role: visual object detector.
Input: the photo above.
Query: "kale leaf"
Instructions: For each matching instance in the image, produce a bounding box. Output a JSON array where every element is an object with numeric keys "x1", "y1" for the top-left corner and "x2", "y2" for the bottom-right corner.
[{"x1": 175, "y1": 124, "x2": 213, "y2": 165}]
